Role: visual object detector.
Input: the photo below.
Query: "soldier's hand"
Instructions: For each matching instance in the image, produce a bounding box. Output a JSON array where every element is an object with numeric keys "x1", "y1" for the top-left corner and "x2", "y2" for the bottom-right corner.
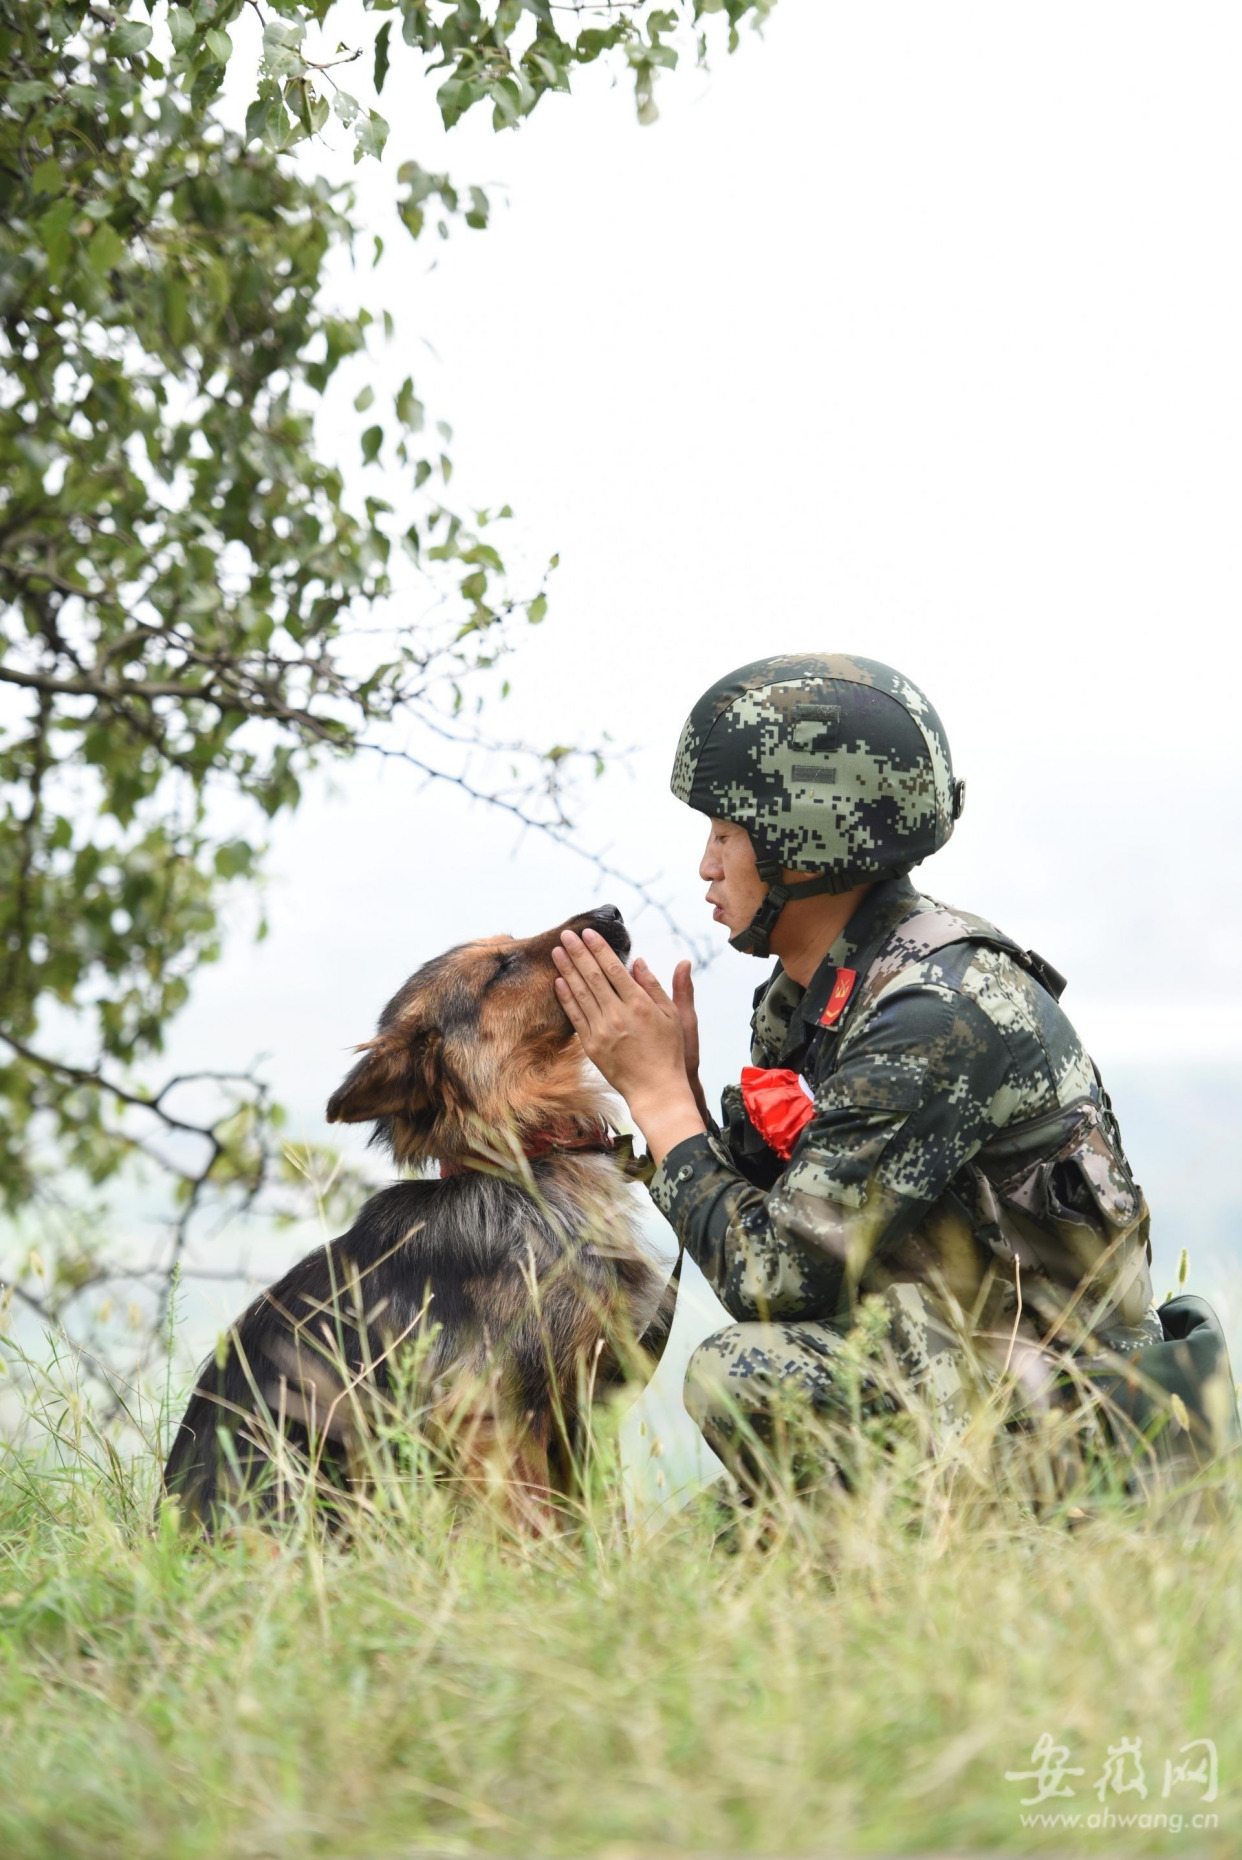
[
  {"x1": 672, "y1": 960, "x2": 709, "y2": 1122},
  {"x1": 552, "y1": 929, "x2": 705, "y2": 1164},
  {"x1": 672, "y1": 960, "x2": 700, "y2": 1078}
]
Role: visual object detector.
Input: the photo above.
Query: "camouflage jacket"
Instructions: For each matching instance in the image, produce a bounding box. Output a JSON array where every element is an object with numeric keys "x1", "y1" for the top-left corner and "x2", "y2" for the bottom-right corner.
[{"x1": 649, "y1": 877, "x2": 1153, "y2": 1350}]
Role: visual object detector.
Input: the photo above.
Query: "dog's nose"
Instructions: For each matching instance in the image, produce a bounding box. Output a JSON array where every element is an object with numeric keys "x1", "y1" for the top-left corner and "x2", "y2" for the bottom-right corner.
[{"x1": 589, "y1": 904, "x2": 623, "y2": 924}]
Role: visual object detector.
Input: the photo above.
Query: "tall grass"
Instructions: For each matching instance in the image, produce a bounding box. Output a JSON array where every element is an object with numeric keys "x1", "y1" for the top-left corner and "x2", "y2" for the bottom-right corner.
[{"x1": 0, "y1": 1324, "x2": 1238, "y2": 1859}]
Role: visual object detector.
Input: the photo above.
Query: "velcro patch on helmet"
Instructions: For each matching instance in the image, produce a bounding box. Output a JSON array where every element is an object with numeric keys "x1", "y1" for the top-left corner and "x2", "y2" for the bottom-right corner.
[{"x1": 791, "y1": 763, "x2": 837, "y2": 784}]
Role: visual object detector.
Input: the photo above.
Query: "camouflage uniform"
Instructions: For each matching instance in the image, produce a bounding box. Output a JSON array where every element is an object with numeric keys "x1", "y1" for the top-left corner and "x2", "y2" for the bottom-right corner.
[
  {"x1": 651, "y1": 875, "x2": 1161, "y2": 1467},
  {"x1": 658, "y1": 655, "x2": 1238, "y2": 1481}
]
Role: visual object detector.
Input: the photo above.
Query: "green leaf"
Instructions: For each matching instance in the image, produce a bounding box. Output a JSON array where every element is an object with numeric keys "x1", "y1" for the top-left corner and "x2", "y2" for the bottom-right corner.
[
  {"x1": 286, "y1": 79, "x2": 329, "y2": 139},
  {"x1": 8, "y1": 80, "x2": 49, "y2": 106},
  {"x1": 354, "y1": 384, "x2": 375, "y2": 412},
  {"x1": 110, "y1": 21, "x2": 153, "y2": 58},
  {"x1": 374, "y1": 20, "x2": 392, "y2": 94},
  {"x1": 213, "y1": 840, "x2": 254, "y2": 880},
  {"x1": 167, "y1": 7, "x2": 195, "y2": 51},
  {"x1": 262, "y1": 17, "x2": 305, "y2": 78},
  {"x1": 163, "y1": 276, "x2": 188, "y2": 345},
  {"x1": 353, "y1": 110, "x2": 389, "y2": 163},
  {"x1": 395, "y1": 378, "x2": 424, "y2": 431},
  {"x1": 265, "y1": 98, "x2": 292, "y2": 149},
  {"x1": 37, "y1": 198, "x2": 76, "y2": 284},
  {"x1": 31, "y1": 158, "x2": 62, "y2": 197},
  {"x1": 436, "y1": 74, "x2": 479, "y2": 130},
  {"x1": 527, "y1": 593, "x2": 548, "y2": 624},
  {"x1": 361, "y1": 424, "x2": 383, "y2": 464},
  {"x1": 205, "y1": 26, "x2": 232, "y2": 64},
  {"x1": 87, "y1": 222, "x2": 124, "y2": 275},
  {"x1": 333, "y1": 90, "x2": 360, "y2": 126}
]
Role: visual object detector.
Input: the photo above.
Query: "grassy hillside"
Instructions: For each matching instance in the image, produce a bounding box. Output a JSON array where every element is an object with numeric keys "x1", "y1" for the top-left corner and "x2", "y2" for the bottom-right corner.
[{"x1": 0, "y1": 1340, "x2": 1237, "y2": 1860}]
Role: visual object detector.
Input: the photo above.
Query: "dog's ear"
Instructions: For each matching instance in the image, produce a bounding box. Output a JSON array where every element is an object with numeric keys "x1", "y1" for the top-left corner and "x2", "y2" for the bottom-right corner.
[{"x1": 325, "y1": 1031, "x2": 440, "y2": 1126}]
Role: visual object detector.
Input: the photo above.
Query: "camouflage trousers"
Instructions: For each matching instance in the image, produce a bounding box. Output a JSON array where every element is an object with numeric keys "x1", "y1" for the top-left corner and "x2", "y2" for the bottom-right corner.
[
  {"x1": 683, "y1": 1287, "x2": 1239, "y2": 1496},
  {"x1": 684, "y1": 1283, "x2": 974, "y2": 1494}
]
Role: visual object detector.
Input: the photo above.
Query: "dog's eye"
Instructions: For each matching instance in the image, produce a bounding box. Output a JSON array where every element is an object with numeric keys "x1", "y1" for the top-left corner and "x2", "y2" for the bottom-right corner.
[{"x1": 492, "y1": 952, "x2": 519, "y2": 980}]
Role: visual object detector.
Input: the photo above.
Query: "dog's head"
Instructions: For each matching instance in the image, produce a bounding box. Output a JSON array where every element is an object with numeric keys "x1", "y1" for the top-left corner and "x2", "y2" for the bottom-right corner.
[{"x1": 325, "y1": 905, "x2": 631, "y2": 1168}]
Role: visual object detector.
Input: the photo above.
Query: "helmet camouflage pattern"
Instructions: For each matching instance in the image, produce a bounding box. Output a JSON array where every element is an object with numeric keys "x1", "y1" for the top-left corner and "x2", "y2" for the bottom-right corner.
[{"x1": 671, "y1": 653, "x2": 963, "y2": 888}]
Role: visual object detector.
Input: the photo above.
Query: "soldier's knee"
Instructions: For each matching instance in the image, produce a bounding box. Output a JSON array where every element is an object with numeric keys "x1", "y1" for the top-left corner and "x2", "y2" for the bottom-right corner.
[
  {"x1": 683, "y1": 1320, "x2": 847, "y2": 1495},
  {"x1": 684, "y1": 1321, "x2": 821, "y2": 1442},
  {"x1": 683, "y1": 1324, "x2": 746, "y2": 1433}
]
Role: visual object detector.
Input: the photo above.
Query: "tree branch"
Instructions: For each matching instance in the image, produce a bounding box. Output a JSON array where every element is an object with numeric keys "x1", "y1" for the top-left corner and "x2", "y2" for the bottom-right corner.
[
  {"x1": 0, "y1": 1027, "x2": 259, "y2": 1144},
  {"x1": 361, "y1": 741, "x2": 717, "y2": 964}
]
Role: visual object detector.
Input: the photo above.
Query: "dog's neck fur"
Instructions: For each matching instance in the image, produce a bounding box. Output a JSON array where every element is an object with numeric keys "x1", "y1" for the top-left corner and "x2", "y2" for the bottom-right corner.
[
  {"x1": 436, "y1": 1115, "x2": 618, "y2": 1179},
  {"x1": 383, "y1": 1041, "x2": 622, "y2": 1178}
]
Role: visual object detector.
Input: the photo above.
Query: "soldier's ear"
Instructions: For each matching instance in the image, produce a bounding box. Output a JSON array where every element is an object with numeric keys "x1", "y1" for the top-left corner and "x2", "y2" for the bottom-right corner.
[{"x1": 326, "y1": 1031, "x2": 442, "y2": 1126}]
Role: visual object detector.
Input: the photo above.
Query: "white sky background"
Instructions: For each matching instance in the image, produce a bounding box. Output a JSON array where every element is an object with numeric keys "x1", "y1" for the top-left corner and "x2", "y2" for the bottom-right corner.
[{"x1": 146, "y1": 3, "x2": 1242, "y2": 1426}]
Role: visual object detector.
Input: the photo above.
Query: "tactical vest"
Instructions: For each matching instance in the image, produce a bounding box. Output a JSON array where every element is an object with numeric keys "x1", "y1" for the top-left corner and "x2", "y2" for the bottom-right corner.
[{"x1": 749, "y1": 901, "x2": 1154, "y2": 1342}]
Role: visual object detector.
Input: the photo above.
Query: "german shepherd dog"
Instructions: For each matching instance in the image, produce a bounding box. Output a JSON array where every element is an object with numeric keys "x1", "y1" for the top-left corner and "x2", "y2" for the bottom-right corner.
[{"x1": 162, "y1": 905, "x2": 677, "y2": 1530}]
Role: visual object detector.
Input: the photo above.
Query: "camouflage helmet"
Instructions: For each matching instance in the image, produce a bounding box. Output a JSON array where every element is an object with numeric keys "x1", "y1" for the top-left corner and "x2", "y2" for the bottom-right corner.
[{"x1": 671, "y1": 654, "x2": 964, "y2": 956}]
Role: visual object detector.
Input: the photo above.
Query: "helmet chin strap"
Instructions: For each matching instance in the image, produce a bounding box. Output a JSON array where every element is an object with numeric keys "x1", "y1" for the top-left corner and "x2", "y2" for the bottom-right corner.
[
  {"x1": 728, "y1": 860, "x2": 855, "y2": 959},
  {"x1": 729, "y1": 858, "x2": 906, "y2": 959}
]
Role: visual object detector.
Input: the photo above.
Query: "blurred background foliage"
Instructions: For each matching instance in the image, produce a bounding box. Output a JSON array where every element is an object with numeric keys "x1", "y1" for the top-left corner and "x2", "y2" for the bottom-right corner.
[{"x1": 0, "y1": 0, "x2": 770, "y2": 1356}]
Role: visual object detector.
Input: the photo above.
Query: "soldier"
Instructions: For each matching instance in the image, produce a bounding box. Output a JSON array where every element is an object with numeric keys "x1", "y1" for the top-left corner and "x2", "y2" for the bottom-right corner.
[{"x1": 551, "y1": 654, "x2": 1237, "y2": 1493}]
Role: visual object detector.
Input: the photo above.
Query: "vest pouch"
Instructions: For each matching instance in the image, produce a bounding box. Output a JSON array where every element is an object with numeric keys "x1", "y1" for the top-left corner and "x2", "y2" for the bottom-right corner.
[
  {"x1": 973, "y1": 1100, "x2": 1153, "y2": 1336},
  {"x1": 719, "y1": 1080, "x2": 786, "y2": 1192}
]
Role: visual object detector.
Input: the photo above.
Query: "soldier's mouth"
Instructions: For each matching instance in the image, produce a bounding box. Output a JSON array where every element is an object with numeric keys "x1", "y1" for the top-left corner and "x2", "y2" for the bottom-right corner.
[{"x1": 705, "y1": 886, "x2": 728, "y2": 924}]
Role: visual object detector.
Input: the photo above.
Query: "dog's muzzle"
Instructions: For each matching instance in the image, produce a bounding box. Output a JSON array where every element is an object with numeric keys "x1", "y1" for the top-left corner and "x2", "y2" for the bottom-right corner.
[{"x1": 577, "y1": 903, "x2": 630, "y2": 963}]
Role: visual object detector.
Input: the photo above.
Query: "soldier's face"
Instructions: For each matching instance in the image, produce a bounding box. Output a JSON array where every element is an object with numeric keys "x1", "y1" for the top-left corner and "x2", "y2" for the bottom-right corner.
[{"x1": 700, "y1": 818, "x2": 767, "y2": 935}]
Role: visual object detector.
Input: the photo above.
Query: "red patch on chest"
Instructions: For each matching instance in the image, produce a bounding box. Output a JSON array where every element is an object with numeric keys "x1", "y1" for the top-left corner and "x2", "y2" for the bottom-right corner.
[{"x1": 740, "y1": 1067, "x2": 815, "y2": 1161}]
